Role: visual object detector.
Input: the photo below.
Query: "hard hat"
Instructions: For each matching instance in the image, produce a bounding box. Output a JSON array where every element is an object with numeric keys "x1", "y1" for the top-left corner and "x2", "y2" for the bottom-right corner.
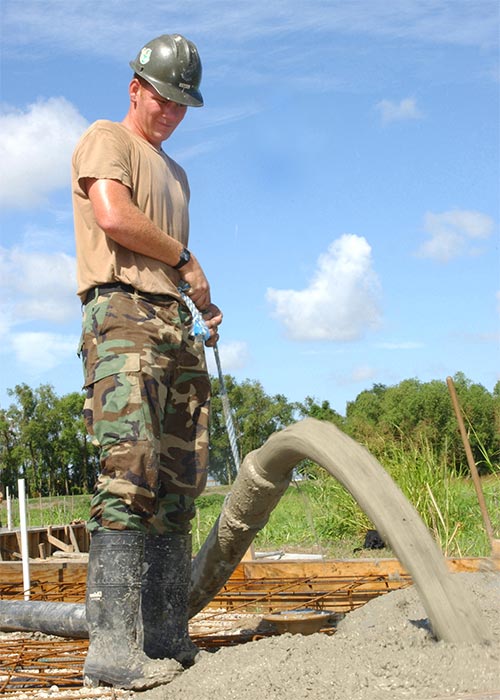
[{"x1": 129, "y1": 34, "x2": 203, "y2": 107}]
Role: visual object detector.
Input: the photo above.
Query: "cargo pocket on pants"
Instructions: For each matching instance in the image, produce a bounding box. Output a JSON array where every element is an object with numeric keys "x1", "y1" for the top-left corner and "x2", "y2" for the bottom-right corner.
[{"x1": 86, "y1": 353, "x2": 149, "y2": 449}]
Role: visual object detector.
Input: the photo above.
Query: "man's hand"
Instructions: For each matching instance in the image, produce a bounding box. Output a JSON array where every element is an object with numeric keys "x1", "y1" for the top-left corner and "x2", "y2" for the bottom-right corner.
[
  {"x1": 180, "y1": 255, "x2": 211, "y2": 310},
  {"x1": 201, "y1": 304, "x2": 223, "y2": 347}
]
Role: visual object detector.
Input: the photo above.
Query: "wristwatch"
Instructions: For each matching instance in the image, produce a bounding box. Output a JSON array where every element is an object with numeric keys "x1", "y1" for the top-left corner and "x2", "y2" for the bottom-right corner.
[{"x1": 173, "y1": 247, "x2": 191, "y2": 270}]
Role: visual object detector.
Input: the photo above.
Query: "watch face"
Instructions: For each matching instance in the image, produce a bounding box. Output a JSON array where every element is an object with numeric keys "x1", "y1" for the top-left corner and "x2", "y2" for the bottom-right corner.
[{"x1": 174, "y1": 247, "x2": 191, "y2": 269}]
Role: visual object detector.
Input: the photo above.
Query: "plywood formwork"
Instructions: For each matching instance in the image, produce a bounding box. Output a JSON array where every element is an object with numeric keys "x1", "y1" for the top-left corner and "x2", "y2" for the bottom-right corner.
[{"x1": 1, "y1": 560, "x2": 87, "y2": 601}]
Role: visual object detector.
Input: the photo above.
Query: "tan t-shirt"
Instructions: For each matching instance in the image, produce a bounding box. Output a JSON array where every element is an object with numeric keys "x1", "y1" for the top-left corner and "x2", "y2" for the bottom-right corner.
[{"x1": 72, "y1": 120, "x2": 190, "y2": 301}]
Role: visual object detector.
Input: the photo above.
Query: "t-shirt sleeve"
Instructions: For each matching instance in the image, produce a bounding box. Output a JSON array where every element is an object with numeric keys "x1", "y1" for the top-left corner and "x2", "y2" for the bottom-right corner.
[{"x1": 73, "y1": 122, "x2": 133, "y2": 191}]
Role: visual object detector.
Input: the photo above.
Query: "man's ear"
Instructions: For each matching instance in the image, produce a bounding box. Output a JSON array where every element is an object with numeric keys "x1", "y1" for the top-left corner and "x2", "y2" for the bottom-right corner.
[{"x1": 129, "y1": 78, "x2": 141, "y2": 103}]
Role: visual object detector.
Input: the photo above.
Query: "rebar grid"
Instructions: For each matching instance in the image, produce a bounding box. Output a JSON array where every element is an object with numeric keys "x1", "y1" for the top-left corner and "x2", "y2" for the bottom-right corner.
[
  {"x1": 0, "y1": 581, "x2": 86, "y2": 602},
  {"x1": 0, "y1": 637, "x2": 87, "y2": 694},
  {"x1": 0, "y1": 572, "x2": 411, "y2": 696},
  {"x1": 213, "y1": 572, "x2": 412, "y2": 613},
  {"x1": 0, "y1": 626, "x2": 266, "y2": 696}
]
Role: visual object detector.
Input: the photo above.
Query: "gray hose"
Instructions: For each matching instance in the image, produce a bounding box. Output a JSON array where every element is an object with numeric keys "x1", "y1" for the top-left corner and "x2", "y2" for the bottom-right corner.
[{"x1": 189, "y1": 418, "x2": 492, "y2": 643}]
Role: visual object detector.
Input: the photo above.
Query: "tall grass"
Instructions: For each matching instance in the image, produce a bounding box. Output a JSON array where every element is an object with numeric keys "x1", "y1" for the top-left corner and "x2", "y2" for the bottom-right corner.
[
  {"x1": 378, "y1": 436, "x2": 499, "y2": 556},
  {"x1": 4, "y1": 494, "x2": 91, "y2": 530}
]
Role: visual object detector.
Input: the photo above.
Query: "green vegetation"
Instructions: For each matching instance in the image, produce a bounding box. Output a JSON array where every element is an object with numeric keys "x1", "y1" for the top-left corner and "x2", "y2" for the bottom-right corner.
[{"x1": 4, "y1": 493, "x2": 91, "y2": 530}]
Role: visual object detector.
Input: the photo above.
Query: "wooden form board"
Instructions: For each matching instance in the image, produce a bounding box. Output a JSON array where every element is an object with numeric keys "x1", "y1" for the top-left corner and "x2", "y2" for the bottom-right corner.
[
  {"x1": 0, "y1": 561, "x2": 88, "y2": 602},
  {"x1": 235, "y1": 556, "x2": 496, "y2": 580},
  {"x1": 0, "y1": 523, "x2": 89, "y2": 561},
  {"x1": 0, "y1": 556, "x2": 496, "y2": 611}
]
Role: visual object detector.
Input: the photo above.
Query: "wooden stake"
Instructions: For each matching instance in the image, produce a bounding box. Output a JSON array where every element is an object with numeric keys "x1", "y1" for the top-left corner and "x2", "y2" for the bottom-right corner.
[{"x1": 446, "y1": 376, "x2": 500, "y2": 558}]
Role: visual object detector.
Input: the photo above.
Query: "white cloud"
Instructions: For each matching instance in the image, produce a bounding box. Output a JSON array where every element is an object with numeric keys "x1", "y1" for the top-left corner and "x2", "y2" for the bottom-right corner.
[
  {"x1": 266, "y1": 234, "x2": 382, "y2": 341},
  {"x1": 0, "y1": 98, "x2": 88, "y2": 209},
  {"x1": 0, "y1": 244, "x2": 82, "y2": 376},
  {"x1": 335, "y1": 364, "x2": 378, "y2": 386},
  {"x1": 350, "y1": 365, "x2": 377, "y2": 383},
  {"x1": 376, "y1": 97, "x2": 423, "y2": 124},
  {"x1": 10, "y1": 332, "x2": 80, "y2": 372},
  {"x1": 377, "y1": 341, "x2": 424, "y2": 350},
  {"x1": 206, "y1": 340, "x2": 249, "y2": 376},
  {"x1": 453, "y1": 330, "x2": 500, "y2": 345},
  {"x1": 193, "y1": 105, "x2": 262, "y2": 131},
  {"x1": 416, "y1": 209, "x2": 494, "y2": 262},
  {"x1": 0, "y1": 247, "x2": 78, "y2": 325}
]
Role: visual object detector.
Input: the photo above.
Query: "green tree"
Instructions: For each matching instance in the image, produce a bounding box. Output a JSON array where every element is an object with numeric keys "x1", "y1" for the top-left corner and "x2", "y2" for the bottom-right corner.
[
  {"x1": 54, "y1": 392, "x2": 99, "y2": 493},
  {"x1": 379, "y1": 378, "x2": 452, "y2": 445},
  {"x1": 0, "y1": 384, "x2": 99, "y2": 496},
  {"x1": 4, "y1": 384, "x2": 42, "y2": 494},
  {"x1": 208, "y1": 376, "x2": 297, "y2": 484},
  {"x1": 493, "y1": 380, "x2": 500, "y2": 452},
  {"x1": 345, "y1": 383, "x2": 388, "y2": 445},
  {"x1": 297, "y1": 396, "x2": 345, "y2": 428},
  {"x1": 0, "y1": 408, "x2": 18, "y2": 494},
  {"x1": 449, "y1": 373, "x2": 499, "y2": 473},
  {"x1": 344, "y1": 374, "x2": 498, "y2": 474}
]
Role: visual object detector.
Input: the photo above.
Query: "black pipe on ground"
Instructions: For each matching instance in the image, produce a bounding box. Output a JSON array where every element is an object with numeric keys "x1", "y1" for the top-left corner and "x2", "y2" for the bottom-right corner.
[{"x1": 0, "y1": 600, "x2": 87, "y2": 638}]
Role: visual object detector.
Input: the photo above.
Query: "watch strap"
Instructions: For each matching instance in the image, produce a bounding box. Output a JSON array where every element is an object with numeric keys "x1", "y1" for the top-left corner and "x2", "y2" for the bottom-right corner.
[{"x1": 173, "y1": 247, "x2": 191, "y2": 270}]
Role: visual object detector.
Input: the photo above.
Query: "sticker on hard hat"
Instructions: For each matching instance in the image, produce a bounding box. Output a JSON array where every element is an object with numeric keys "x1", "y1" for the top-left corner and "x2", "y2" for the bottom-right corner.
[
  {"x1": 179, "y1": 83, "x2": 191, "y2": 89},
  {"x1": 139, "y1": 48, "x2": 152, "y2": 65}
]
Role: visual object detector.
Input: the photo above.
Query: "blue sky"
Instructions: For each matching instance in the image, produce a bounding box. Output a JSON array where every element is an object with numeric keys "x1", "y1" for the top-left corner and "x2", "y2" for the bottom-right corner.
[{"x1": 1, "y1": 0, "x2": 499, "y2": 415}]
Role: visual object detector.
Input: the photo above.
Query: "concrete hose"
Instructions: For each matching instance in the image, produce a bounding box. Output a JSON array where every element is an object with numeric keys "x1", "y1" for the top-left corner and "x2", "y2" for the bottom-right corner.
[{"x1": 189, "y1": 418, "x2": 492, "y2": 643}]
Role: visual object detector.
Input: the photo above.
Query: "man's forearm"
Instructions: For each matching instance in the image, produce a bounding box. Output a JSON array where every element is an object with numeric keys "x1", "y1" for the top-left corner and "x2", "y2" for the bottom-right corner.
[
  {"x1": 87, "y1": 178, "x2": 185, "y2": 266},
  {"x1": 86, "y1": 177, "x2": 210, "y2": 307}
]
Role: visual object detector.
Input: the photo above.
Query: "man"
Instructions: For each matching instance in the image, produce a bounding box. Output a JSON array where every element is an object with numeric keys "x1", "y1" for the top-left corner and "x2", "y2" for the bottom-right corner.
[{"x1": 72, "y1": 34, "x2": 222, "y2": 690}]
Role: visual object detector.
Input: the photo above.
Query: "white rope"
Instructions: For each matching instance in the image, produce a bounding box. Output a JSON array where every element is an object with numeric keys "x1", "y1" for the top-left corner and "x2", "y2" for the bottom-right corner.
[{"x1": 178, "y1": 286, "x2": 241, "y2": 472}]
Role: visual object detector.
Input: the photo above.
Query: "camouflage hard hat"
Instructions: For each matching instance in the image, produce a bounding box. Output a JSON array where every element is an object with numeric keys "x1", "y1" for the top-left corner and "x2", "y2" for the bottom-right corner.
[{"x1": 129, "y1": 34, "x2": 203, "y2": 107}]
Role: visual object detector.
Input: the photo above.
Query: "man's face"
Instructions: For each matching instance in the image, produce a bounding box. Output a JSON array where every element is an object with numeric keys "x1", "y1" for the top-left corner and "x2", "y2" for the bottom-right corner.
[{"x1": 130, "y1": 78, "x2": 187, "y2": 147}]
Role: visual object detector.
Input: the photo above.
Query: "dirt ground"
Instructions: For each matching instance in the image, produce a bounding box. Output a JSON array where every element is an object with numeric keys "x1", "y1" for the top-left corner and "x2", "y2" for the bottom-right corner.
[{"x1": 135, "y1": 571, "x2": 500, "y2": 700}]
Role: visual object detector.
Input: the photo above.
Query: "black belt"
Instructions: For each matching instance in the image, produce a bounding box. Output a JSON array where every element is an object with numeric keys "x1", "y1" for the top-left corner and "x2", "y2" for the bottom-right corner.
[{"x1": 83, "y1": 282, "x2": 176, "y2": 305}]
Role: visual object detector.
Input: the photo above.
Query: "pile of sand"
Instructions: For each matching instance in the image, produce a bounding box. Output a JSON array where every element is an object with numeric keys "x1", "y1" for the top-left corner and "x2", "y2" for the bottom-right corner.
[{"x1": 136, "y1": 571, "x2": 500, "y2": 700}]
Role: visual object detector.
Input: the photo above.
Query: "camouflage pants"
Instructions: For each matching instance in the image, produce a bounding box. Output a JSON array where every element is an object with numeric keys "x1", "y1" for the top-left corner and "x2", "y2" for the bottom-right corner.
[{"x1": 79, "y1": 289, "x2": 210, "y2": 535}]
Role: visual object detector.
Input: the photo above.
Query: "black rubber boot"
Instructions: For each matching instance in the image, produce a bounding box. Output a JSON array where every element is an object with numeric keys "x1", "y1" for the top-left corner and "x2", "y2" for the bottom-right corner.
[
  {"x1": 83, "y1": 530, "x2": 182, "y2": 690},
  {"x1": 142, "y1": 533, "x2": 199, "y2": 666}
]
